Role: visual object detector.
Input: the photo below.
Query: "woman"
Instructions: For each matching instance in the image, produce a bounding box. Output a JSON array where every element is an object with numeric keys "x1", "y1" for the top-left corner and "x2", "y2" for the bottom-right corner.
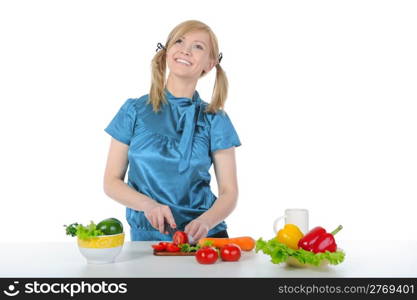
[{"x1": 103, "y1": 20, "x2": 241, "y2": 242}]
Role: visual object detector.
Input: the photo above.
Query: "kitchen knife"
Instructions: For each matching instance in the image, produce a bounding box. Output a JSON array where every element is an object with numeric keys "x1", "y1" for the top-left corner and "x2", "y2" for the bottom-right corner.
[
  {"x1": 164, "y1": 221, "x2": 196, "y2": 245},
  {"x1": 164, "y1": 221, "x2": 178, "y2": 236}
]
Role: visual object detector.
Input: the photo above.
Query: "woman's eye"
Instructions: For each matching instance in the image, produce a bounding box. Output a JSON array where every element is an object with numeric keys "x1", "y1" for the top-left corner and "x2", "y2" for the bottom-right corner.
[{"x1": 175, "y1": 39, "x2": 203, "y2": 50}]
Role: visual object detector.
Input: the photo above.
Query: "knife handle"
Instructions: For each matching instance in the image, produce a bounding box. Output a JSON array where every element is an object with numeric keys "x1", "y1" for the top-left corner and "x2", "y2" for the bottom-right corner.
[{"x1": 164, "y1": 221, "x2": 176, "y2": 235}]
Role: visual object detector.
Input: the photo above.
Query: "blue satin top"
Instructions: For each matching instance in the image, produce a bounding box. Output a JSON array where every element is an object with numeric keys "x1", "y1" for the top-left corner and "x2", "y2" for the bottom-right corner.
[{"x1": 104, "y1": 88, "x2": 241, "y2": 235}]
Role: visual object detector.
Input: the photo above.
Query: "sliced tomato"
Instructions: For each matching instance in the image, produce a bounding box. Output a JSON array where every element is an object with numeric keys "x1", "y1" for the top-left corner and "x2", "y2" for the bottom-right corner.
[
  {"x1": 152, "y1": 244, "x2": 166, "y2": 251},
  {"x1": 173, "y1": 231, "x2": 188, "y2": 245},
  {"x1": 152, "y1": 242, "x2": 170, "y2": 252},
  {"x1": 166, "y1": 242, "x2": 181, "y2": 252},
  {"x1": 159, "y1": 242, "x2": 169, "y2": 248}
]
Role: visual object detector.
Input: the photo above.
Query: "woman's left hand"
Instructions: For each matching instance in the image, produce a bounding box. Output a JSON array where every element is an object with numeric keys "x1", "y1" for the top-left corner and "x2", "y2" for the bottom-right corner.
[{"x1": 184, "y1": 218, "x2": 211, "y2": 242}]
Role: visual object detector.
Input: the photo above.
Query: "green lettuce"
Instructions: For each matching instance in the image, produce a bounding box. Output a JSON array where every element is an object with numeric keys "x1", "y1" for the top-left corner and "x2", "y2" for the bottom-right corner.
[
  {"x1": 255, "y1": 237, "x2": 345, "y2": 266},
  {"x1": 179, "y1": 240, "x2": 214, "y2": 253},
  {"x1": 64, "y1": 221, "x2": 104, "y2": 240},
  {"x1": 179, "y1": 243, "x2": 201, "y2": 252}
]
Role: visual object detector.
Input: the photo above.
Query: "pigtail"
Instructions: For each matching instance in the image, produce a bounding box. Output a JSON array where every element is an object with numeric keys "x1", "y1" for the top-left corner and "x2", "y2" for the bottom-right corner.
[
  {"x1": 206, "y1": 63, "x2": 228, "y2": 114},
  {"x1": 149, "y1": 48, "x2": 168, "y2": 113}
]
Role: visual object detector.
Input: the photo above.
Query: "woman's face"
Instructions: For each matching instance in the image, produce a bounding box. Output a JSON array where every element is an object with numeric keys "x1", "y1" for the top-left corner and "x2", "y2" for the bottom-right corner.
[{"x1": 166, "y1": 30, "x2": 216, "y2": 80}]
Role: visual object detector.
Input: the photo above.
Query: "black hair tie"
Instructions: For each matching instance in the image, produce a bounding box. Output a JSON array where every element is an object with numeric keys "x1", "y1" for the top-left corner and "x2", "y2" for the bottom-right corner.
[
  {"x1": 218, "y1": 52, "x2": 223, "y2": 64},
  {"x1": 156, "y1": 42, "x2": 166, "y2": 52}
]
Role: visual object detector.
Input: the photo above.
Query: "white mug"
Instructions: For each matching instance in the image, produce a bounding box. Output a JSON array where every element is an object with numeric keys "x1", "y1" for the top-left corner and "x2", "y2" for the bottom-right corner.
[{"x1": 273, "y1": 208, "x2": 309, "y2": 235}]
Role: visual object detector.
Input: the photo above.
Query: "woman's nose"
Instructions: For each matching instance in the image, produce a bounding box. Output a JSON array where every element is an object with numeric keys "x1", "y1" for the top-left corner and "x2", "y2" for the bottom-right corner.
[
  {"x1": 180, "y1": 50, "x2": 191, "y2": 56},
  {"x1": 180, "y1": 44, "x2": 192, "y2": 55}
]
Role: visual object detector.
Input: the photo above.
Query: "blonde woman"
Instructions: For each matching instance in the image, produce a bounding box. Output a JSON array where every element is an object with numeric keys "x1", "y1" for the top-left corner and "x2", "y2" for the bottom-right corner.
[{"x1": 103, "y1": 20, "x2": 241, "y2": 242}]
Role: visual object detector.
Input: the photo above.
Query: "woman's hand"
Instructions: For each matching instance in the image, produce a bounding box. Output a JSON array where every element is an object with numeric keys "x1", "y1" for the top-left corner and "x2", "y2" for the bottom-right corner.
[
  {"x1": 184, "y1": 218, "x2": 212, "y2": 242},
  {"x1": 143, "y1": 203, "x2": 176, "y2": 234}
]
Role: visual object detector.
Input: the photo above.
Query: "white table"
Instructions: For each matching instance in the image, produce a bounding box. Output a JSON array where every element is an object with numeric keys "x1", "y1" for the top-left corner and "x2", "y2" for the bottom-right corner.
[{"x1": 1, "y1": 240, "x2": 416, "y2": 277}]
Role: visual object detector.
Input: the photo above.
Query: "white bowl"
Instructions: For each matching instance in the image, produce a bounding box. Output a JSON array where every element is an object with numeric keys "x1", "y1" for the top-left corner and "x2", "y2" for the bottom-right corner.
[{"x1": 77, "y1": 233, "x2": 125, "y2": 264}]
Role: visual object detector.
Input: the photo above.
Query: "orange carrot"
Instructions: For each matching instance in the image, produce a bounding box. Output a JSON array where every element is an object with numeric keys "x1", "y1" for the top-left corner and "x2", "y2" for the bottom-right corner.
[{"x1": 198, "y1": 236, "x2": 255, "y2": 251}]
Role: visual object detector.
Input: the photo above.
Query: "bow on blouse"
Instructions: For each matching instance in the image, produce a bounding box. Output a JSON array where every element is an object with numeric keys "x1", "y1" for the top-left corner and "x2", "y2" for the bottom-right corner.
[{"x1": 164, "y1": 88, "x2": 205, "y2": 174}]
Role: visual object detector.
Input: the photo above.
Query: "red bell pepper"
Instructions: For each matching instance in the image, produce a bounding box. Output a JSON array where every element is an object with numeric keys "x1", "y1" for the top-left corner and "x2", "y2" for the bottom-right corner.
[
  {"x1": 298, "y1": 225, "x2": 343, "y2": 253},
  {"x1": 298, "y1": 226, "x2": 326, "y2": 251}
]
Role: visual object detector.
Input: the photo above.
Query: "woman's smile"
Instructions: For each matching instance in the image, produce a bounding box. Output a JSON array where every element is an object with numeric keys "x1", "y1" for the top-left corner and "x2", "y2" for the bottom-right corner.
[{"x1": 175, "y1": 58, "x2": 192, "y2": 66}]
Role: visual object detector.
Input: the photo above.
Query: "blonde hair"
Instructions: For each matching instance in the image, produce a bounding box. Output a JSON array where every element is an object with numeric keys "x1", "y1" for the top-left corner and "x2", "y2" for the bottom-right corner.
[{"x1": 149, "y1": 20, "x2": 228, "y2": 114}]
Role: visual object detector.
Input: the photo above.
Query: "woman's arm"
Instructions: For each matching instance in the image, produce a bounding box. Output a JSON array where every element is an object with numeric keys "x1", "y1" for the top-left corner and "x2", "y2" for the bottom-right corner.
[
  {"x1": 103, "y1": 137, "x2": 156, "y2": 211},
  {"x1": 103, "y1": 138, "x2": 176, "y2": 232},
  {"x1": 185, "y1": 147, "x2": 239, "y2": 239}
]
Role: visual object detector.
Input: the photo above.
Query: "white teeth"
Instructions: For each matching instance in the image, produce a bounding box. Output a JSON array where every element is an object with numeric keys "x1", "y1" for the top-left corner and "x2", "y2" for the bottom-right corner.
[{"x1": 176, "y1": 58, "x2": 191, "y2": 66}]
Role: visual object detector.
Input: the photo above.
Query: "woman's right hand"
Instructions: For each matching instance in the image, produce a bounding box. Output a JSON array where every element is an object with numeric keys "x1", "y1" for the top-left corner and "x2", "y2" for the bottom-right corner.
[{"x1": 143, "y1": 202, "x2": 177, "y2": 234}]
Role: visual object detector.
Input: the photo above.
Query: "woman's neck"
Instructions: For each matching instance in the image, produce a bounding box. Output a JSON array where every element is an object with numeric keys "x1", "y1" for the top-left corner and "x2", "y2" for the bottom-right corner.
[{"x1": 166, "y1": 74, "x2": 197, "y2": 99}]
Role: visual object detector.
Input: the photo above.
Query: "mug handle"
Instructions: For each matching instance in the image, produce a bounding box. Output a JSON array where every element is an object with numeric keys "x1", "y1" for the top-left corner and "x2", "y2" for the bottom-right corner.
[{"x1": 273, "y1": 215, "x2": 285, "y2": 234}]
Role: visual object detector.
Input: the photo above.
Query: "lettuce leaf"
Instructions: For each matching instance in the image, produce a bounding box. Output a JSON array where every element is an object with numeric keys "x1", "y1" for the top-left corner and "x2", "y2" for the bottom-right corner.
[
  {"x1": 64, "y1": 221, "x2": 104, "y2": 240},
  {"x1": 179, "y1": 240, "x2": 214, "y2": 252},
  {"x1": 255, "y1": 237, "x2": 345, "y2": 266},
  {"x1": 179, "y1": 243, "x2": 201, "y2": 252}
]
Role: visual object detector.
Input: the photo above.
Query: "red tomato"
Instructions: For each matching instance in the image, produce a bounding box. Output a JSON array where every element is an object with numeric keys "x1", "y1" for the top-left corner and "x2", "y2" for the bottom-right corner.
[
  {"x1": 166, "y1": 243, "x2": 181, "y2": 252},
  {"x1": 152, "y1": 244, "x2": 165, "y2": 251},
  {"x1": 195, "y1": 247, "x2": 218, "y2": 264},
  {"x1": 151, "y1": 242, "x2": 169, "y2": 252},
  {"x1": 173, "y1": 231, "x2": 188, "y2": 245},
  {"x1": 220, "y1": 244, "x2": 241, "y2": 261}
]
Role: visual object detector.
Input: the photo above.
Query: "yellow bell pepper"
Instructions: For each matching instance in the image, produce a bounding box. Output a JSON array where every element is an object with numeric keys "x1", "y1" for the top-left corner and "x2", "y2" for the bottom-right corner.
[{"x1": 276, "y1": 224, "x2": 304, "y2": 250}]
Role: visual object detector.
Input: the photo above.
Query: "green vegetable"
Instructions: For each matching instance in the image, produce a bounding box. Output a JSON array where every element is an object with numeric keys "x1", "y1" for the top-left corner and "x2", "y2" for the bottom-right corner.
[
  {"x1": 64, "y1": 221, "x2": 105, "y2": 240},
  {"x1": 178, "y1": 240, "x2": 215, "y2": 253},
  {"x1": 64, "y1": 223, "x2": 79, "y2": 237},
  {"x1": 179, "y1": 243, "x2": 201, "y2": 252},
  {"x1": 255, "y1": 237, "x2": 345, "y2": 266},
  {"x1": 202, "y1": 240, "x2": 214, "y2": 247},
  {"x1": 96, "y1": 218, "x2": 123, "y2": 235}
]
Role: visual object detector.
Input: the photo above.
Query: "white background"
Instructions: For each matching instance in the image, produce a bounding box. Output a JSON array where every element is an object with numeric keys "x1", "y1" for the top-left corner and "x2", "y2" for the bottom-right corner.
[{"x1": 0, "y1": 0, "x2": 416, "y2": 243}]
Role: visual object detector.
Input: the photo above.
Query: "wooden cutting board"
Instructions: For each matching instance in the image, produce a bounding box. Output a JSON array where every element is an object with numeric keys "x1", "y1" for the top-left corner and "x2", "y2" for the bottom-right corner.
[{"x1": 153, "y1": 250, "x2": 196, "y2": 256}]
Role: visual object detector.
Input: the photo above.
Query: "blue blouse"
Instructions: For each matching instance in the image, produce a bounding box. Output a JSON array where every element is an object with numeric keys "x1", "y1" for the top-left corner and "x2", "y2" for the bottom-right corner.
[{"x1": 104, "y1": 88, "x2": 241, "y2": 236}]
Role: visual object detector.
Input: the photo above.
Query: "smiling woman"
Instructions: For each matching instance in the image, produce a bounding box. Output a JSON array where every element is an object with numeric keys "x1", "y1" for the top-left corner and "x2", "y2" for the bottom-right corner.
[
  {"x1": 150, "y1": 20, "x2": 226, "y2": 113},
  {"x1": 103, "y1": 20, "x2": 241, "y2": 243}
]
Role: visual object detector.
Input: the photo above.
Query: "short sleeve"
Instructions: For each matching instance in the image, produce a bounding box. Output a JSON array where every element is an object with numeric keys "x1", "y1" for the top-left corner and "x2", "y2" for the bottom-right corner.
[
  {"x1": 210, "y1": 111, "x2": 242, "y2": 153},
  {"x1": 104, "y1": 98, "x2": 137, "y2": 145}
]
